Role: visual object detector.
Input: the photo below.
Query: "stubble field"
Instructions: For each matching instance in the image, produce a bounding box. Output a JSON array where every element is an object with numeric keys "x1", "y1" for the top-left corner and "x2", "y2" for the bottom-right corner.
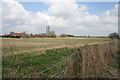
[{"x1": 2, "y1": 37, "x2": 110, "y2": 56}]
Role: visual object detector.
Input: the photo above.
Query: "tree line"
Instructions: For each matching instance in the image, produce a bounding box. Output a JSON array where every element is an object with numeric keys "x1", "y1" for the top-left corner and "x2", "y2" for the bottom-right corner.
[{"x1": 1, "y1": 32, "x2": 119, "y2": 39}]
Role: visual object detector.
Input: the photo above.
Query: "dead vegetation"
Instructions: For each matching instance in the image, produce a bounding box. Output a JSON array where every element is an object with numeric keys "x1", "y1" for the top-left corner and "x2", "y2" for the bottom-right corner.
[
  {"x1": 2, "y1": 37, "x2": 109, "y2": 56},
  {"x1": 2, "y1": 38, "x2": 118, "y2": 78},
  {"x1": 83, "y1": 39, "x2": 118, "y2": 78}
]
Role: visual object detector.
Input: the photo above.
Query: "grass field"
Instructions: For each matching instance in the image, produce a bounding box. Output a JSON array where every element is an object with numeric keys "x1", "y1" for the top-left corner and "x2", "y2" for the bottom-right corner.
[
  {"x1": 2, "y1": 37, "x2": 110, "y2": 56},
  {"x1": 2, "y1": 37, "x2": 111, "y2": 78}
]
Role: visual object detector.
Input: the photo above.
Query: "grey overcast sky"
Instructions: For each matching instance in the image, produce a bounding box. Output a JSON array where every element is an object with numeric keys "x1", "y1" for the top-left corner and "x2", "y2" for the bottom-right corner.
[{"x1": 2, "y1": 0, "x2": 118, "y2": 36}]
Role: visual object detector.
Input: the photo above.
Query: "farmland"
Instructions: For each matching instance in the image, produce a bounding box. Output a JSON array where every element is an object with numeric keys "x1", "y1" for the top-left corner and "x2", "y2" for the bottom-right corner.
[
  {"x1": 2, "y1": 37, "x2": 110, "y2": 56},
  {"x1": 2, "y1": 37, "x2": 113, "y2": 78}
]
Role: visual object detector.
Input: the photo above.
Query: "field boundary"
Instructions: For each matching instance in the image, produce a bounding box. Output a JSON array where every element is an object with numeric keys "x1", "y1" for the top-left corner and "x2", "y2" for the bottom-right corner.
[{"x1": 24, "y1": 50, "x2": 82, "y2": 78}]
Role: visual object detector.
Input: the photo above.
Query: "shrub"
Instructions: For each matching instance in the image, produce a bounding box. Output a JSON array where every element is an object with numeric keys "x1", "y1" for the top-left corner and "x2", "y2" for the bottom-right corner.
[{"x1": 108, "y1": 32, "x2": 119, "y2": 39}]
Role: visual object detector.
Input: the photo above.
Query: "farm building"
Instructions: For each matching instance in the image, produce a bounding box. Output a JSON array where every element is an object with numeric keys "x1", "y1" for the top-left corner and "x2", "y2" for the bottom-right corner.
[{"x1": 4, "y1": 32, "x2": 26, "y2": 38}]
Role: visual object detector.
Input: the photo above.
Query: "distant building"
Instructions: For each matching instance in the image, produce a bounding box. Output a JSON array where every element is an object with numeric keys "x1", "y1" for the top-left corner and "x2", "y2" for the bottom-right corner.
[
  {"x1": 10, "y1": 32, "x2": 15, "y2": 36},
  {"x1": 50, "y1": 31, "x2": 55, "y2": 35},
  {"x1": 46, "y1": 25, "x2": 50, "y2": 35},
  {"x1": 13, "y1": 33, "x2": 25, "y2": 37},
  {"x1": 46, "y1": 25, "x2": 56, "y2": 36},
  {"x1": 5, "y1": 32, "x2": 26, "y2": 37}
]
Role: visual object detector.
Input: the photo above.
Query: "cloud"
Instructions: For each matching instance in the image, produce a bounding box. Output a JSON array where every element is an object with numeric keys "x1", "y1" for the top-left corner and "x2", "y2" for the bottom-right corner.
[
  {"x1": 79, "y1": 5, "x2": 88, "y2": 11},
  {"x1": 99, "y1": 4, "x2": 118, "y2": 34},
  {"x1": 100, "y1": 4, "x2": 118, "y2": 24},
  {"x1": 2, "y1": 0, "x2": 69, "y2": 34},
  {"x1": 2, "y1": 0, "x2": 118, "y2": 36},
  {"x1": 4, "y1": 0, "x2": 119, "y2": 2}
]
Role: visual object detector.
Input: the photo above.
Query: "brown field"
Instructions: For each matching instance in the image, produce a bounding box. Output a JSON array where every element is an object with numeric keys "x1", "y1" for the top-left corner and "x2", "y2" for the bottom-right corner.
[
  {"x1": 2, "y1": 37, "x2": 119, "y2": 78},
  {"x1": 2, "y1": 37, "x2": 110, "y2": 56}
]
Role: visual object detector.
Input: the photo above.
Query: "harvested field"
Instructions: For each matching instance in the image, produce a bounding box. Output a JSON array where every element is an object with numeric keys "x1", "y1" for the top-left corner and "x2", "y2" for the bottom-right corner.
[
  {"x1": 2, "y1": 37, "x2": 119, "y2": 78},
  {"x1": 2, "y1": 37, "x2": 110, "y2": 55}
]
